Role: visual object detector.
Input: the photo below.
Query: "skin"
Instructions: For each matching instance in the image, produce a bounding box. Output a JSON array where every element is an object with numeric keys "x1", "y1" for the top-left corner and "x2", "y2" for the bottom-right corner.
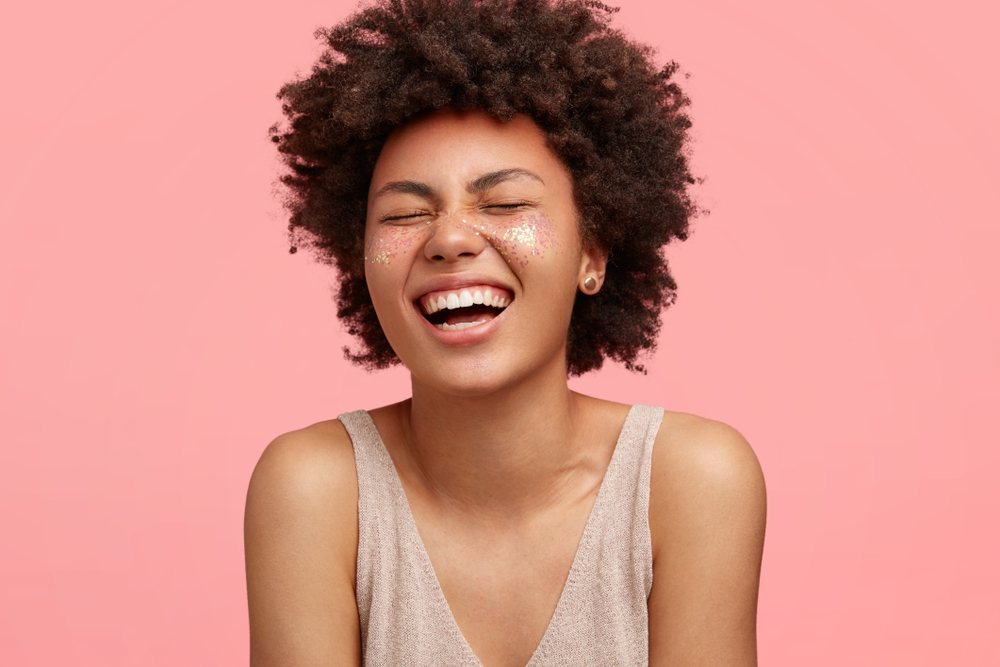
[{"x1": 245, "y1": 109, "x2": 766, "y2": 667}]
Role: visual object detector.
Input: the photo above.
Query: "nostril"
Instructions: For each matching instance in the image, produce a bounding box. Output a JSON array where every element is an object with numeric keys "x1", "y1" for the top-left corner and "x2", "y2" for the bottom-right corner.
[{"x1": 422, "y1": 220, "x2": 489, "y2": 262}]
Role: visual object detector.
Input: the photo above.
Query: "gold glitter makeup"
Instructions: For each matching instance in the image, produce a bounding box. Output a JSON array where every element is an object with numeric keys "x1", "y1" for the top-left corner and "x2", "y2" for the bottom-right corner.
[
  {"x1": 365, "y1": 211, "x2": 558, "y2": 271},
  {"x1": 364, "y1": 225, "x2": 418, "y2": 265},
  {"x1": 462, "y1": 212, "x2": 557, "y2": 272}
]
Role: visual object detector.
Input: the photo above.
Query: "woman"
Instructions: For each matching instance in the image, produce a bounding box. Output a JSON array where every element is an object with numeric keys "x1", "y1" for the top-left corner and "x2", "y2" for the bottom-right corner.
[{"x1": 245, "y1": 1, "x2": 766, "y2": 665}]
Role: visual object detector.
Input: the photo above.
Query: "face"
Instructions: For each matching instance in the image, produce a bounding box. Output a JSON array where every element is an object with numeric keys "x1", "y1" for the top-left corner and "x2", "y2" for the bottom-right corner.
[{"x1": 364, "y1": 108, "x2": 605, "y2": 396}]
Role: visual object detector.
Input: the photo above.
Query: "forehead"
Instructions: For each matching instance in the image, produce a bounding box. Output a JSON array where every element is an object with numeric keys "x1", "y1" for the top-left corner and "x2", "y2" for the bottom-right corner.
[{"x1": 370, "y1": 108, "x2": 570, "y2": 189}]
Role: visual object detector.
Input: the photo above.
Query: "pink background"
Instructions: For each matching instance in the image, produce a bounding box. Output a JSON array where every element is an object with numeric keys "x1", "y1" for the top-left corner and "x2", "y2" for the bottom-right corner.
[{"x1": 2, "y1": 0, "x2": 997, "y2": 664}]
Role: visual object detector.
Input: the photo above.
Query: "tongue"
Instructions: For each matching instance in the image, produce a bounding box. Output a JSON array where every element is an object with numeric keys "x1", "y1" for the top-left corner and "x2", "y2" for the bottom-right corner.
[{"x1": 444, "y1": 305, "x2": 498, "y2": 326}]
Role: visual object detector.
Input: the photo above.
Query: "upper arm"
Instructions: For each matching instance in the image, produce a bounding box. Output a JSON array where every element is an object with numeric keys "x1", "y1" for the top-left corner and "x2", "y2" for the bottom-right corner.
[
  {"x1": 244, "y1": 421, "x2": 362, "y2": 667},
  {"x1": 647, "y1": 416, "x2": 767, "y2": 667}
]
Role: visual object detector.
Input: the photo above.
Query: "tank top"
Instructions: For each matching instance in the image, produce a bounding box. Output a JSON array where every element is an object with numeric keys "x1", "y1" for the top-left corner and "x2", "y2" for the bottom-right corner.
[{"x1": 338, "y1": 404, "x2": 665, "y2": 666}]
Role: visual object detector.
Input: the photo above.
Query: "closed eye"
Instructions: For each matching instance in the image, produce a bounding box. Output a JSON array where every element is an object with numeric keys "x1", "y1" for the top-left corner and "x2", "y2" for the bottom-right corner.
[
  {"x1": 380, "y1": 212, "x2": 429, "y2": 222},
  {"x1": 483, "y1": 201, "x2": 533, "y2": 211}
]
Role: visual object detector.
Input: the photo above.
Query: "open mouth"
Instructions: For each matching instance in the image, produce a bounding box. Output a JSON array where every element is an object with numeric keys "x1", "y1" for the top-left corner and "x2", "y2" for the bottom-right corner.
[{"x1": 417, "y1": 285, "x2": 513, "y2": 331}]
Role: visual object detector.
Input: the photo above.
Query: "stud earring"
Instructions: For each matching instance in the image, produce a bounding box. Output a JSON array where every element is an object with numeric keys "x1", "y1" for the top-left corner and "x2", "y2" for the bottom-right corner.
[{"x1": 583, "y1": 276, "x2": 598, "y2": 292}]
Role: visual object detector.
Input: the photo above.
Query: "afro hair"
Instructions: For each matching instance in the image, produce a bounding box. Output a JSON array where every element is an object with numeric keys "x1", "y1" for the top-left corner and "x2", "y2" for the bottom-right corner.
[{"x1": 271, "y1": 0, "x2": 699, "y2": 375}]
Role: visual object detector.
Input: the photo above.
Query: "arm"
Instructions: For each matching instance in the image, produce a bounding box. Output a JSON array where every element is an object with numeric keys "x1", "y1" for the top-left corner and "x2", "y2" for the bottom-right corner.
[
  {"x1": 647, "y1": 415, "x2": 767, "y2": 666},
  {"x1": 244, "y1": 421, "x2": 362, "y2": 666}
]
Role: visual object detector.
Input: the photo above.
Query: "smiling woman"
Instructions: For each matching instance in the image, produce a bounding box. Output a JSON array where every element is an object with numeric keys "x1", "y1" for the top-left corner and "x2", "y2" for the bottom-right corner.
[
  {"x1": 364, "y1": 111, "x2": 597, "y2": 396},
  {"x1": 245, "y1": 1, "x2": 766, "y2": 666}
]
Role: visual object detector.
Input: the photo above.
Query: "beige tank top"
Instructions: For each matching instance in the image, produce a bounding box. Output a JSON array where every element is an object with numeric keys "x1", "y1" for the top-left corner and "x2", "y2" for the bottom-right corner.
[{"x1": 338, "y1": 404, "x2": 664, "y2": 666}]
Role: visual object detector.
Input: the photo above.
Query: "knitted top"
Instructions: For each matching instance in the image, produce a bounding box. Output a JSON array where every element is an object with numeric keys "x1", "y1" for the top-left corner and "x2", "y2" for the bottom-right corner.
[{"x1": 338, "y1": 404, "x2": 664, "y2": 666}]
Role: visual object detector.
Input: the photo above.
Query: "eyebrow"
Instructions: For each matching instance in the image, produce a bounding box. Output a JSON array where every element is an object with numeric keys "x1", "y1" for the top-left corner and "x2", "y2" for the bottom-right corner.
[
  {"x1": 372, "y1": 168, "x2": 544, "y2": 201},
  {"x1": 372, "y1": 180, "x2": 435, "y2": 201},
  {"x1": 466, "y1": 168, "x2": 544, "y2": 194}
]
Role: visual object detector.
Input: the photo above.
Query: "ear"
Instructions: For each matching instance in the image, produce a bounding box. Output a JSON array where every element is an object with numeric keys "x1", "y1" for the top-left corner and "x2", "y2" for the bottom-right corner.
[{"x1": 577, "y1": 243, "x2": 608, "y2": 294}]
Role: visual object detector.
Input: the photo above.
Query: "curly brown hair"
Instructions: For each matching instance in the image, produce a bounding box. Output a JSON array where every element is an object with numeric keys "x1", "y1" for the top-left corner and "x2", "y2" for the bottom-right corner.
[{"x1": 272, "y1": 0, "x2": 699, "y2": 376}]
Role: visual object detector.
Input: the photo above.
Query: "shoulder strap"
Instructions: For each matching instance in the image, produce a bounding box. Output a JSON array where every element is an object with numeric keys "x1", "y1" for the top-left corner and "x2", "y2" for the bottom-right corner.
[
  {"x1": 337, "y1": 410, "x2": 395, "y2": 649},
  {"x1": 337, "y1": 410, "x2": 483, "y2": 665},
  {"x1": 526, "y1": 404, "x2": 664, "y2": 666}
]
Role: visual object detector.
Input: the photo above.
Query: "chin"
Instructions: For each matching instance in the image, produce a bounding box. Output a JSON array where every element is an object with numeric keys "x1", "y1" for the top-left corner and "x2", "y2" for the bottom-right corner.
[
  {"x1": 408, "y1": 358, "x2": 510, "y2": 398},
  {"x1": 406, "y1": 347, "x2": 567, "y2": 400}
]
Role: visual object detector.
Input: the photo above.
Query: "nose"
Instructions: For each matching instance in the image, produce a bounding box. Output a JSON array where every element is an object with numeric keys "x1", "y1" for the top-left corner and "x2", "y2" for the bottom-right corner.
[{"x1": 422, "y1": 213, "x2": 488, "y2": 263}]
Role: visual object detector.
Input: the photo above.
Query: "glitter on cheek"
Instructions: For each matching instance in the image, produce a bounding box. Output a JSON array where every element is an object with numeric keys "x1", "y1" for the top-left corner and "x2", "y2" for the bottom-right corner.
[
  {"x1": 462, "y1": 212, "x2": 558, "y2": 272},
  {"x1": 364, "y1": 224, "x2": 424, "y2": 265}
]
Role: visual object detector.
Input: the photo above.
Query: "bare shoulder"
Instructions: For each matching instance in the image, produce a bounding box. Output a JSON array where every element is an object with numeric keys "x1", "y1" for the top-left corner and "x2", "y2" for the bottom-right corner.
[
  {"x1": 245, "y1": 420, "x2": 359, "y2": 558},
  {"x1": 650, "y1": 412, "x2": 765, "y2": 527},
  {"x1": 244, "y1": 420, "x2": 361, "y2": 666},
  {"x1": 247, "y1": 419, "x2": 358, "y2": 513},
  {"x1": 647, "y1": 412, "x2": 766, "y2": 667}
]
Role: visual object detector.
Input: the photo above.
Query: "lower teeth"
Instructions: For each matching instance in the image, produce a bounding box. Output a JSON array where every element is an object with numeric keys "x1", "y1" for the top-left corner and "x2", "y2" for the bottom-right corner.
[{"x1": 436, "y1": 320, "x2": 487, "y2": 331}]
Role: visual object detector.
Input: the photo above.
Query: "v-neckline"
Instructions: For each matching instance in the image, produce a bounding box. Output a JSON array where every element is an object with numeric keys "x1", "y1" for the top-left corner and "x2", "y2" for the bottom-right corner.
[{"x1": 360, "y1": 404, "x2": 640, "y2": 667}]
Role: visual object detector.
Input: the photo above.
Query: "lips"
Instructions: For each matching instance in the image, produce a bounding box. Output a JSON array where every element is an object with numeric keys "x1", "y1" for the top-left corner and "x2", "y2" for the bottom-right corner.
[{"x1": 416, "y1": 284, "x2": 514, "y2": 332}]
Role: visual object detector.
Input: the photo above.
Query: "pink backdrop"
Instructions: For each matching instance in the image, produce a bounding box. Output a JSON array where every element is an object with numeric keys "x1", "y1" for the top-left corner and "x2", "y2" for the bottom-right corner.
[{"x1": 2, "y1": 0, "x2": 997, "y2": 664}]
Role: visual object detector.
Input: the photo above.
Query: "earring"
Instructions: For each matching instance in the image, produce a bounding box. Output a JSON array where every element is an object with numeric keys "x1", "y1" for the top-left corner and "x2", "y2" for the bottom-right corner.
[{"x1": 583, "y1": 276, "x2": 598, "y2": 292}]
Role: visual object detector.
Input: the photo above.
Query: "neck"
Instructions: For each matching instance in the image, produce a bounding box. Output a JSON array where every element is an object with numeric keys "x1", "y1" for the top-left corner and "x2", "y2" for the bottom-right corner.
[{"x1": 397, "y1": 361, "x2": 589, "y2": 518}]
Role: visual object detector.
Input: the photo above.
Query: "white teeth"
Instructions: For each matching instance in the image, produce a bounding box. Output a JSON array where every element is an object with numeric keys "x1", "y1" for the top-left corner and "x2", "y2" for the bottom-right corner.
[
  {"x1": 435, "y1": 320, "x2": 487, "y2": 331},
  {"x1": 422, "y1": 288, "x2": 513, "y2": 315}
]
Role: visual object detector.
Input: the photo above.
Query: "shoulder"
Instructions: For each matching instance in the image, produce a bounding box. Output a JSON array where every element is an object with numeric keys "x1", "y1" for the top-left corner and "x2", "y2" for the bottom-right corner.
[
  {"x1": 646, "y1": 411, "x2": 766, "y2": 665},
  {"x1": 245, "y1": 418, "x2": 359, "y2": 568},
  {"x1": 247, "y1": 419, "x2": 358, "y2": 507},
  {"x1": 244, "y1": 419, "x2": 362, "y2": 665},
  {"x1": 649, "y1": 411, "x2": 765, "y2": 541},
  {"x1": 244, "y1": 416, "x2": 359, "y2": 569}
]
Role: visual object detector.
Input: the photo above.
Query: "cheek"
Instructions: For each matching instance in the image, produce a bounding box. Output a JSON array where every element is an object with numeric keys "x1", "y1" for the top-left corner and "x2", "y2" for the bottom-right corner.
[
  {"x1": 364, "y1": 224, "x2": 429, "y2": 266},
  {"x1": 461, "y1": 212, "x2": 560, "y2": 273},
  {"x1": 364, "y1": 225, "x2": 428, "y2": 319}
]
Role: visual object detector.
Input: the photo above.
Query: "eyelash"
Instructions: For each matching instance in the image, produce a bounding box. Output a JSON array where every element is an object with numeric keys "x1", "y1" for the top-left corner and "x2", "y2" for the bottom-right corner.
[
  {"x1": 381, "y1": 213, "x2": 424, "y2": 222},
  {"x1": 486, "y1": 202, "x2": 531, "y2": 210},
  {"x1": 380, "y1": 202, "x2": 532, "y2": 222}
]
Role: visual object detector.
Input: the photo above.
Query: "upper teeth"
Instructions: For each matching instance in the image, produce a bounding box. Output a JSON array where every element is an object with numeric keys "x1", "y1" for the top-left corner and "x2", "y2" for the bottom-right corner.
[{"x1": 423, "y1": 288, "x2": 510, "y2": 315}]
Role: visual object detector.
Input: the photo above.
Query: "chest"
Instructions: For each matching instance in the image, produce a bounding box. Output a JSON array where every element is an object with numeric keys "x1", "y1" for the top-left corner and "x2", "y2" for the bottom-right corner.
[
  {"x1": 412, "y1": 500, "x2": 596, "y2": 667},
  {"x1": 348, "y1": 405, "x2": 659, "y2": 666}
]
